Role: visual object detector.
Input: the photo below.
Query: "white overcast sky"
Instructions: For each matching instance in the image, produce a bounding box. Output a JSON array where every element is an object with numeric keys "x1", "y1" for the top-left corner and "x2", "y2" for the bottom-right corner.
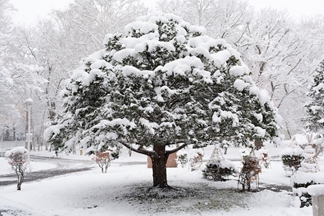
[{"x1": 9, "y1": 0, "x2": 324, "y2": 25}]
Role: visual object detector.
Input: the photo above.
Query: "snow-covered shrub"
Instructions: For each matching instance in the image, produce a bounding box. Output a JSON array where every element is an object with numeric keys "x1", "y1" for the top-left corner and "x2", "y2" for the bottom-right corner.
[
  {"x1": 91, "y1": 148, "x2": 120, "y2": 173},
  {"x1": 5, "y1": 147, "x2": 29, "y2": 190},
  {"x1": 203, "y1": 145, "x2": 237, "y2": 181},
  {"x1": 282, "y1": 155, "x2": 304, "y2": 170},
  {"x1": 92, "y1": 151, "x2": 112, "y2": 173},
  {"x1": 291, "y1": 172, "x2": 324, "y2": 208},
  {"x1": 281, "y1": 146, "x2": 304, "y2": 171},
  {"x1": 203, "y1": 159, "x2": 237, "y2": 181},
  {"x1": 291, "y1": 143, "x2": 322, "y2": 207},
  {"x1": 238, "y1": 155, "x2": 262, "y2": 191}
]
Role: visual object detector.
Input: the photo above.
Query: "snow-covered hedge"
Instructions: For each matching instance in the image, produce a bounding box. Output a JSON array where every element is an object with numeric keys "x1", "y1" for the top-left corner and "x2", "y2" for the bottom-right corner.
[
  {"x1": 281, "y1": 146, "x2": 304, "y2": 170},
  {"x1": 202, "y1": 159, "x2": 237, "y2": 181},
  {"x1": 291, "y1": 171, "x2": 324, "y2": 207}
]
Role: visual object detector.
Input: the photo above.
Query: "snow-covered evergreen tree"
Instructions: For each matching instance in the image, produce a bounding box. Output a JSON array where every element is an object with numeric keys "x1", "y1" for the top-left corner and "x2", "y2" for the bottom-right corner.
[
  {"x1": 305, "y1": 60, "x2": 324, "y2": 133},
  {"x1": 45, "y1": 13, "x2": 281, "y2": 187}
]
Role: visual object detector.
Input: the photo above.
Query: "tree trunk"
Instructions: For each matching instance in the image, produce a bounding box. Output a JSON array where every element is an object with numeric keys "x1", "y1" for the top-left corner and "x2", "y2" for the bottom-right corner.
[
  {"x1": 254, "y1": 139, "x2": 263, "y2": 150},
  {"x1": 120, "y1": 141, "x2": 187, "y2": 188},
  {"x1": 16, "y1": 170, "x2": 24, "y2": 191},
  {"x1": 13, "y1": 127, "x2": 16, "y2": 141},
  {"x1": 17, "y1": 175, "x2": 22, "y2": 190},
  {"x1": 151, "y1": 145, "x2": 169, "y2": 187},
  {"x1": 5, "y1": 127, "x2": 9, "y2": 141}
]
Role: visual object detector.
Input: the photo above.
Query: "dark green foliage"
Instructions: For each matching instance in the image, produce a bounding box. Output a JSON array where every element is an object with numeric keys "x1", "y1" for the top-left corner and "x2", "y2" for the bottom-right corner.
[
  {"x1": 202, "y1": 160, "x2": 236, "y2": 181},
  {"x1": 305, "y1": 59, "x2": 324, "y2": 132},
  {"x1": 45, "y1": 14, "x2": 281, "y2": 181},
  {"x1": 293, "y1": 181, "x2": 317, "y2": 208},
  {"x1": 177, "y1": 154, "x2": 188, "y2": 168},
  {"x1": 110, "y1": 151, "x2": 120, "y2": 160},
  {"x1": 44, "y1": 13, "x2": 282, "y2": 187},
  {"x1": 281, "y1": 154, "x2": 304, "y2": 170}
]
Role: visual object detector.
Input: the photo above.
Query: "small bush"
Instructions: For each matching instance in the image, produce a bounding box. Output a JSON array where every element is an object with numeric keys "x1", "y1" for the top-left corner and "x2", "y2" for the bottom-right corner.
[
  {"x1": 238, "y1": 156, "x2": 262, "y2": 191},
  {"x1": 282, "y1": 154, "x2": 304, "y2": 170},
  {"x1": 5, "y1": 147, "x2": 29, "y2": 190},
  {"x1": 92, "y1": 151, "x2": 112, "y2": 173},
  {"x1": 293, "y1": 180, "x2": 317, "y2": 207},
  {"x1": 202, "y1": 159, "x2": 237, "y2": 181}
]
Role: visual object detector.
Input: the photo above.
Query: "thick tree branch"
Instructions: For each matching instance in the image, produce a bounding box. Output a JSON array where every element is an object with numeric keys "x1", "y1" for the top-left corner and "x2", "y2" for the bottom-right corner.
[
  {"x1": 166, "y1": 142, "x2": 188, "y2": 155},
  {"x1": 119, "y1": 141, "x2": 155, "y2": 157}
]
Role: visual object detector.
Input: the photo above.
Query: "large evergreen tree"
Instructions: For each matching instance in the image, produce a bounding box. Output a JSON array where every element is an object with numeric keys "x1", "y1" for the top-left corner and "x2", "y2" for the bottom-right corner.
[
  {"x1": 45, "y1": 13, "x2": 281, "y2": 187},
  {"x1": 305, "y1": 59, "x2": 324, "y2": 133}
]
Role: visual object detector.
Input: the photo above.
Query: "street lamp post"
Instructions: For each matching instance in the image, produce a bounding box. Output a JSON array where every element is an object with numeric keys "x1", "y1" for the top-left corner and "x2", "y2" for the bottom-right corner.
[{"x1": 25, "y1": 98, "x2": 33, "y2": 163}]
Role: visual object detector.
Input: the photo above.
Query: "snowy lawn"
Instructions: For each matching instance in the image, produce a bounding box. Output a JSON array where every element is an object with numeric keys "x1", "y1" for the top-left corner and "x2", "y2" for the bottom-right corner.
[
  {"x1": 0, "y1": 162, "x2": 312, "y2": 216},
  {"x1": 0, "y1": 142, "x2": 315, "y2": 216}
]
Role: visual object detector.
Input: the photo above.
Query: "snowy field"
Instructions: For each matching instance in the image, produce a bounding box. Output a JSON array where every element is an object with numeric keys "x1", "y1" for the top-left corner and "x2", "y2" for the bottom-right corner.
[{"x1": 0, "y1": 141, "x2": 317, "y2": 216}]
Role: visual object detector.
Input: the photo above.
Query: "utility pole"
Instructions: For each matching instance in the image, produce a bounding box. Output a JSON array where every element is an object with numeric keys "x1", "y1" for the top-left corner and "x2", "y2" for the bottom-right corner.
[{"x1": 26, "y1": 98, "x2": 33, "y2": 163}]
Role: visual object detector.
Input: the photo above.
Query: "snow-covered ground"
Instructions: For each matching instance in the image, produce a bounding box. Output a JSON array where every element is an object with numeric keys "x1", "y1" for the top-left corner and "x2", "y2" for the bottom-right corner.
[{"x1": 0, "y1": 141, "x2": 317, "y2": 215}]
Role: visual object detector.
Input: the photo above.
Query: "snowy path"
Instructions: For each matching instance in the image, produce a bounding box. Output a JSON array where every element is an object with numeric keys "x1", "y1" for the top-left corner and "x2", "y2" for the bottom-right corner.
[{"x1": 0, "y1": 155, "x2": 95, "y2": 187}]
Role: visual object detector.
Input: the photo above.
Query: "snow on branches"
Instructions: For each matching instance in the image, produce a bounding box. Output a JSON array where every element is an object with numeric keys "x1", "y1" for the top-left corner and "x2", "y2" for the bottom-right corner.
[
  {"x1": 45, "y1": 13, "x2": 281, "y2": 187},
  {"x1": 46, "y1": 13, "x2": 280, "y2": 149},
  {"x1": 305, "y1": 59, "x2": 324, "y2": 133},
  {"x1": 5, "y1": 147, "x2": 29, "y2": 190}
]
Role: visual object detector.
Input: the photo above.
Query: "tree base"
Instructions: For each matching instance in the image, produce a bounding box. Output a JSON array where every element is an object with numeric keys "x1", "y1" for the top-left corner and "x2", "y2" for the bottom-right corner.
[{"x1": 125, "y1": 185, "x2": 200, "y2": 200}]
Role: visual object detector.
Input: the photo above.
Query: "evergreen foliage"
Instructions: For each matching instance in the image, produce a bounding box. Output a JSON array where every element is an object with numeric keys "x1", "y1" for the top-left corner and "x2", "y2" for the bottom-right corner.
[
  {"x1": 45, "y1": 13, "x2": 280, "y2": 150},
  {"x1": 305, "y1": 60, "x2": 324, "y2": 132},
  {"x1": 202, "y1": 159, "x2": 237, "y2": 181},
  {"x1": 44, "y1": 13, "x2": 281, "y2": 187},
  {"x1": 293, "y1": 180, "x2": 317, "y2": 208},
  {"x1": 281, "y1": 154, "x2": 304, "y2": 170}
]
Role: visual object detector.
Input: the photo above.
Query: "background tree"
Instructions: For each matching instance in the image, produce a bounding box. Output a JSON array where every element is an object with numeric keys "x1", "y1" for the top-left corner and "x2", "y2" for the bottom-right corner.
[
  {"x1": 50, "y1": 0, "x2": 148, "y2": 67},
  {"x1": 157, "y1": 0, "x2": 324, "y2": 137},
  {"x1": 305, "y1": 59, "x2": 324, "y2": 133},
  {"x1": 45, "y1": 13, "x2": 281, "y2": 188},
  {"x1": 2, "y1": 0, "x2": 149, "y2": 149},
  {"x1": 236, "y1": 9, "x2": 322, "y2": 137},
  {"x1": 157, "y1": 0, "x2": 252, "y2": 41},
  {"x1": 2, "y1": 0, "x2": 323, "y2": 145},
  {"x1": 0, "y1": 0, "x2": 20, "y2": 137},
  {"x1": 0, "y1": 0, "x2": 46, "y2": 142}
]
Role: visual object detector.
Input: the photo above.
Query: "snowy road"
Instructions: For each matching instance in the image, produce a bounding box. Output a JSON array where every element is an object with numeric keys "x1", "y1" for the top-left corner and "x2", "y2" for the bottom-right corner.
[{"x1": 0, "y1": 155, "x2": 95, "y2": 187}]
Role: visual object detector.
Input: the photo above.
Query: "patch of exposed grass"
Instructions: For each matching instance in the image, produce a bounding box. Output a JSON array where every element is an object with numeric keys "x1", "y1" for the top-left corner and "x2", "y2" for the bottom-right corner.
[{"x1": 118, "y1": 182, "x2": 252, "y2": 214}]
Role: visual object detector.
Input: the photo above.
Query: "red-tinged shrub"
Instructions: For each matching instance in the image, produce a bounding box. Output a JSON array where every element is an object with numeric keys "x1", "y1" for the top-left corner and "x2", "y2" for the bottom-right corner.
[{"x1": 5, "y1": 147, "x2": 29, "y2": 190}]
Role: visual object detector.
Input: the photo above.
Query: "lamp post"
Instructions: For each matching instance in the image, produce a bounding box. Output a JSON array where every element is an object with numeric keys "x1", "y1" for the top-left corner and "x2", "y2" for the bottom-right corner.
[{"x1": 25, "y1": 98, "x2": 33, "y2": 163}]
